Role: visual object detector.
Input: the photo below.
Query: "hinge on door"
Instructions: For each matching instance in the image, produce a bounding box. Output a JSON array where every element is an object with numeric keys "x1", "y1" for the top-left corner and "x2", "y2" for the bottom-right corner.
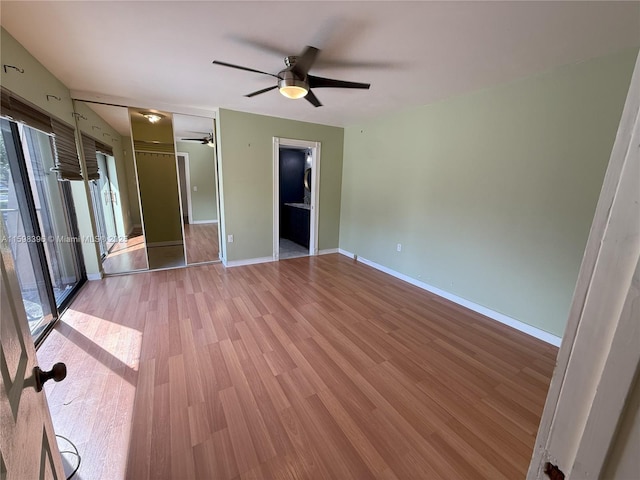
[{"x1": 544, "y1": 462, "x2": 565, "y2": 480}]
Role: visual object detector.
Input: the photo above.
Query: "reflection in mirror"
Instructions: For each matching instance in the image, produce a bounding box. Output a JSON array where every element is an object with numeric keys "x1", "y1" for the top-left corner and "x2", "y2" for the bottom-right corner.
[
  {"x1": 173, "y1": 113, "x2": 220, "y2": 264},
  {"x1": 129, "y1": 108, "x2": 186, "y2": 270},
  {"x1": 76, "y1": 102, "x2": 149, "y2": 274}
]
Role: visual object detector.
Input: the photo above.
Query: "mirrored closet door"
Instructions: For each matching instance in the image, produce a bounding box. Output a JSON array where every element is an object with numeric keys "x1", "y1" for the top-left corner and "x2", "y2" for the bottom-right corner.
[
  {"x1": 129, "y1": 108, "x2": 186, "y2": 270},
  {"x1": 173, "y1": 114, "x2": 220, "y2": 265},
  {"x1": 77, "y1": 102, "x2": 149, "y2": 274},
  {"x1": 76, "y1": 100, "x2": 221, "y2": 274}
]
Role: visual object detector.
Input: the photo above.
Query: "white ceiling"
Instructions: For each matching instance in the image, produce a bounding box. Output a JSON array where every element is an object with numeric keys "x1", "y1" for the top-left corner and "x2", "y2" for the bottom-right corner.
[{"x1": 1, "y1": 1, "x2": 639, "y2": 128}]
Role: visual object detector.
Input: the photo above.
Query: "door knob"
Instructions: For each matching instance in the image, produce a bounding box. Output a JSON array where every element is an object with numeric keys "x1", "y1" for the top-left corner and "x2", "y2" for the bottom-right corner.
[{"x1": 34, "y1": 362, "x2": 67, "y2": 392}]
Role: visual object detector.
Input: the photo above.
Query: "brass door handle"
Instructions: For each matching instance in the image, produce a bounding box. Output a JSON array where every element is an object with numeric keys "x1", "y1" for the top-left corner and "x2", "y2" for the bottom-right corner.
[{"x1": 34, "y1": 362, "x2": 67, "y2": 392}]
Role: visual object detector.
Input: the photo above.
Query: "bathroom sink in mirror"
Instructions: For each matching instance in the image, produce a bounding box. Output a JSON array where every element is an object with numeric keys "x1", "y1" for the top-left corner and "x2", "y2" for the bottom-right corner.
[
  {"x1": 173, "y1": 113, "x2": 221, "y2": 265},
  {"x1": 75, "y1": 101, "x2": 149, "y2": 274}
]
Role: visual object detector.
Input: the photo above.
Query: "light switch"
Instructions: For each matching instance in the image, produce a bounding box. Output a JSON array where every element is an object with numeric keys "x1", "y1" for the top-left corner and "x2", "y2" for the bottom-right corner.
[{"x1": 193, "y1": 186, "x2": 198, "y2": 192}]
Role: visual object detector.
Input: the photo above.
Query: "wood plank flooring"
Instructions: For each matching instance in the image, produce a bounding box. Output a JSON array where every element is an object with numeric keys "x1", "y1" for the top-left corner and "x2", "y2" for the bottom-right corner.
[
  {"x1": 184, "y1": 223, "x2": 219, "y2": 265},
  {"x1": 37, "y1": 254, "x2": 557, "y2": 479},
  {"x1": 102, "y1": 233, "x2": 148, "y2": 274}
]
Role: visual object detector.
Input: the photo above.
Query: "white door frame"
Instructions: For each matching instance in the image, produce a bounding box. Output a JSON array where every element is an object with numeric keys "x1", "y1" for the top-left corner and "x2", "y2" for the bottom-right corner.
[
  {"x1": 527, "y1": 51, "x2": 640, "y2": 479},
  {"x1": 176, "y1": 152, "x2": 192, "y2": 224},
  {"x1": 272, "y1": 137, "x2": 321, "y2": 260}
]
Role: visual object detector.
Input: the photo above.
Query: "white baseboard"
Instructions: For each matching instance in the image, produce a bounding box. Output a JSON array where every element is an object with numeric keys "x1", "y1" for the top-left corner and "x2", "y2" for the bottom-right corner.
[
  {"x1": 318, "y1": 248, "x2": 339, "y2": 255},
  {"x1": 87, "y1": 272, "x2": 103, "y2": 281},
  {"x1": 147, "y1": 241, "x2": 183, "y2": 248},
  {"x1": 337, "y1": 250, "x2": 561, "y2": 347},
  {"x1": 338, "y1": 248, "x2": 356, "y2": 259},
  {"x1": 224, "y1": 256, "x2": 274, "y2": 268},
  {"x1": 189, "y1": 219, "x2": 218, "y2": 225}
]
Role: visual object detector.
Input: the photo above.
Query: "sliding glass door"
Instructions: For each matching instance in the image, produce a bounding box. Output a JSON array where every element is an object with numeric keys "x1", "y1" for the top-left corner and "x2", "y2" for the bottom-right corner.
[
  {"x1": 0, "y1": 118, "x2": 85, "y2": 341},
  {"x1": 0, "y1": 120, "x2": 55, "y2": 338}
]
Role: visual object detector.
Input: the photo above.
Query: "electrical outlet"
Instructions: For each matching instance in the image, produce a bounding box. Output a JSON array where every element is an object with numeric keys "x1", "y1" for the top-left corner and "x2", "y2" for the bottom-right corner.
[
  {"x1": 397, "y1": 243, "x2": 402, "y2": 252},
  {"x1": 193, "y1": 185, "x2": 198, "y2": 192},
  {"x1": 227, "y1": 234, "x2": 234, "y2": 243}
]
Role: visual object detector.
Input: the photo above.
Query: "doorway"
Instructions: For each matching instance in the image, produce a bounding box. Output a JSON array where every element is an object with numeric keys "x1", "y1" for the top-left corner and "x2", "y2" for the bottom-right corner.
[
  {"x1": 273, "y1": 137, "x2": 320, "y2": 260},
  {"x1": 176, "y1": 153, "x2": 191, "y2": 224}
]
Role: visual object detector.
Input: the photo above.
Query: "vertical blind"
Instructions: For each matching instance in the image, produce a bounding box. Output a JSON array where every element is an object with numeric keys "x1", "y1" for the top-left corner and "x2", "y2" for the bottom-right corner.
[{"x1": 1, "y1": 87, "x2": 83, "y2": 181}]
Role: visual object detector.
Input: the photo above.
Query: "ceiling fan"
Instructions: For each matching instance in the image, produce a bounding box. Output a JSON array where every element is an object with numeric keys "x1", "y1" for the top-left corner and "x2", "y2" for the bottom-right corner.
[
  {"x1": 181, "y1": 133, "x2": 215, "y2": 147},
  {"x1": 212, "y1": 45, "x2": 370, "y2": 107}
]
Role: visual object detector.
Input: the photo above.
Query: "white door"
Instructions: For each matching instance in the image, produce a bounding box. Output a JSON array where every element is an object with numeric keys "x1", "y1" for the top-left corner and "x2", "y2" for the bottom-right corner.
[
  {"x1": 0, "y1": 218, "x2": 65, "y2": 479},
  {"x1": 527, "y1": 51, "x2": 640, "y2": 479}
]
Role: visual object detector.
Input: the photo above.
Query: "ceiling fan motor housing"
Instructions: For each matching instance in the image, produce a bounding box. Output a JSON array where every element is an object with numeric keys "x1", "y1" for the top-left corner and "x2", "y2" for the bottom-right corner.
[{"x1": 284, "y1": 56, "x2": 298, "y2": 67}]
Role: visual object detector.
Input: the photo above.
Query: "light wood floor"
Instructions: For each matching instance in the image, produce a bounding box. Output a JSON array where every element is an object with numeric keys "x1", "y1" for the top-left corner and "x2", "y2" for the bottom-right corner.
[
  {"x1": 102, "y1": 233, "x2": 148, "y2": 274},
  {"x1": 184, "y1": 223, "x2": 219, "y2": 265},
  {"x1": 38, "y1": 254, "x2": 557, "y2": 479}
]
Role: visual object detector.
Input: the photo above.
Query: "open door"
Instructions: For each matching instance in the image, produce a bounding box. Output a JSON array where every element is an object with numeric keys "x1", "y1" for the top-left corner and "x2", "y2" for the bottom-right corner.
[
  {"x1": 0, "y1": 218, "x2": 65, "y2": 479},
  {"x1": 528, "y1": 52, "x2": 639, "y2": 479}
]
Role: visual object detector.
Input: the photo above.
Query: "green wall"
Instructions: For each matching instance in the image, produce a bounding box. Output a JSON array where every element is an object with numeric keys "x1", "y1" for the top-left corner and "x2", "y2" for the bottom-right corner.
[
  {"x1": 340, "y1": 48, "x2": 637, "y2": 337},
  {"x1": 176, "y1": 141, "x2": 218, "y2": 222},
  {"x1": 217, "y1": 109, "x2": 344, "y2": 262}
]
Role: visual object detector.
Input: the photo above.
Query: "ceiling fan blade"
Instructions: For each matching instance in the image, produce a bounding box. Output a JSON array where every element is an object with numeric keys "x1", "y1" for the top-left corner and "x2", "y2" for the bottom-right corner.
[
  {"x1": 212, "y1": 60, "x2": 280, "y2": 78},
  {"x1": 181, "y1": 138, "x2": 204, "y2": 141},
  {"x1": 228, "y1": 36, "x2": 291, "y2": 58},
  {"x1": 292, "y1": 46, "x2": 320, "y2": 77},
  {"x1": 314, "y1": 59, "x2": 399, "y2": 70},
  {"x1": 308, "y1": 75, "x2": 370, "y2": 89},
  {"x1": 245, "y1": 85, "x2": 278, "y2": 98},
  {"x1": 304, "y1": 90, "x2": 322, "y2": 108}
]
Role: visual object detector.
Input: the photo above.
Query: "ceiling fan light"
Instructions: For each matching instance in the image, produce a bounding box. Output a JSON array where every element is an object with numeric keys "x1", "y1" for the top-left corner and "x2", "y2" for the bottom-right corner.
[
  {"x1": 279, "y1": 85, "x2": 308, "y2": 99},
  {"x1": 278, "y1": 72, "x2": 308, "y2": 99}
]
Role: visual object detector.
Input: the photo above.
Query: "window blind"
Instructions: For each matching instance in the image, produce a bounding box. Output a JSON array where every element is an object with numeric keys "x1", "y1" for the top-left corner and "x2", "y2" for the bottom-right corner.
[
  {"x1": 95, "y1": 140, "x2": 113, "y2": 157},
  {"x1": 1, "y1": 87, "x2": 83, "y2": 181},
  {"x1": 0, "y1": 87, "x2": 53, "y2": 134},
  {"x1": 50, "y1": 119, "x2": 83, "y2": 181},
  {"x1": 81, "y1": 134, "x2": 100, "y2": 181}
]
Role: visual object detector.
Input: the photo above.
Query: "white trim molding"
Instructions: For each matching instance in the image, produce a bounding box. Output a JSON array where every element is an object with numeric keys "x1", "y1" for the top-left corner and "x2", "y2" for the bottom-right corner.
[
  {"x1": 224, "y1": 256, "x2": 274, "y2": 268},
  {"x1": 318, "y1": 248, "x2": 339, "y2": 255},
  {"x1": 190, "y1": 219, "x2": 218, "y2": 225},
  {"x1": 338, "y1": 249, "x2": 561, "y2": 346},
  {"x1": 273, "y1": 137, "x2": 321, "y2": 261},
  {"x1": 338, "y1": 248, "x2": 356, "y2": 259},
  {"x1": 87, "y1": 272, "x2": 103, "y2": 281}
]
